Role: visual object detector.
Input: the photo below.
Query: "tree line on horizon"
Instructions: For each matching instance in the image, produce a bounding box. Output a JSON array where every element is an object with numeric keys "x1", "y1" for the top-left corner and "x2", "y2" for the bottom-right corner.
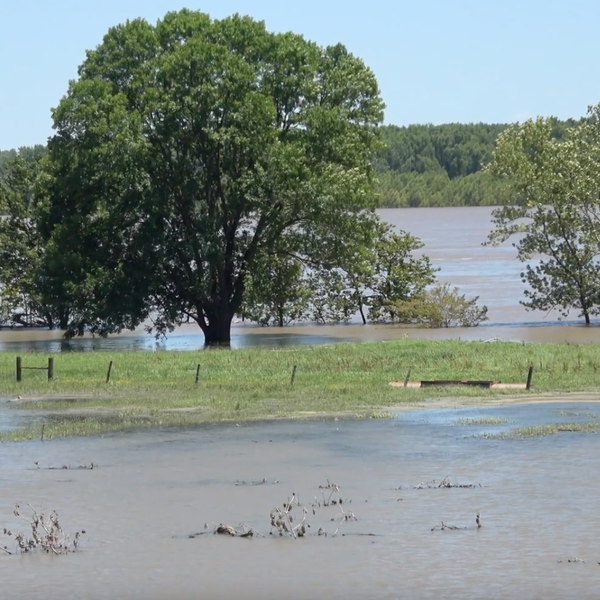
[{"x1": 1, "y1": 119, "x2": 581, "y2": 209}]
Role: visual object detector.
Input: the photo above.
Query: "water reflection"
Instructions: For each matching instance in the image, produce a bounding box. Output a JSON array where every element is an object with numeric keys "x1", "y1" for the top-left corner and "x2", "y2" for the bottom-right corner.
[{"x1": 2, "y1": 318, "x2": 600, "y2": 353}]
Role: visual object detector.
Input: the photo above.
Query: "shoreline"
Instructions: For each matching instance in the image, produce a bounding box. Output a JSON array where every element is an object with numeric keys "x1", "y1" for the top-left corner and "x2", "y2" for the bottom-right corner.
[{"x1": 3, "y1": 391, "x2": 600, "y2": 430}]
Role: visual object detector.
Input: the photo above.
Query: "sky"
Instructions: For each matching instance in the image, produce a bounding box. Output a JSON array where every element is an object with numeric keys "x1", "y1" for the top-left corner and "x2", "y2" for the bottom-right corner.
[{"x1": 2, "y1": 0, "x2": 600, "y2": 149}]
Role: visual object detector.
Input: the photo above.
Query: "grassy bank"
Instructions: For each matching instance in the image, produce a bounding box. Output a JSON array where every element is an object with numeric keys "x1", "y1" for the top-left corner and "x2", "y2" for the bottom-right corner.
[{"x1": 1, "y1": 339, "x2": 599, "y2": 440}]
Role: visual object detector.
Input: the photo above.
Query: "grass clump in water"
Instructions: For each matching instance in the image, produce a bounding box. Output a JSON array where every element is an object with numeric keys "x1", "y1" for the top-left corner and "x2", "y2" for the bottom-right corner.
[
  {"x1": 480, "y1": 421, "x2": 600, "y2": 439},
  {"x1": 455, "y1": 417, "x2": 509, "y2": 426}
]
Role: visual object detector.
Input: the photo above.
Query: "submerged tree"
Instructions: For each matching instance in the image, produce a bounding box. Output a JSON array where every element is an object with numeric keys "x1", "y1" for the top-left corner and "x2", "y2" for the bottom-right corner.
[
  {"x1": 487, "y1": 106, "x2": 600, "y2": 324},
  {"x1": 363, "y1": 222, "x2": 437, "y2": 323},
  {"x1": 241, "y1": 255, "x2": 312, "y2": 327},
  {"x1": 43, "y1": 9, "x2": 385, "y2": 344},
  {"x1": 389, "y1": 283, "x2": 488, "y2": 328}
]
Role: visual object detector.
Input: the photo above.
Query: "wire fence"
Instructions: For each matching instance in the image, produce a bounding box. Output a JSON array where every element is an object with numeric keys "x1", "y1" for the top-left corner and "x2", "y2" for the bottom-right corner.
[{"x1": 0, "y1": 353, "x2": 302, "y2": 390}]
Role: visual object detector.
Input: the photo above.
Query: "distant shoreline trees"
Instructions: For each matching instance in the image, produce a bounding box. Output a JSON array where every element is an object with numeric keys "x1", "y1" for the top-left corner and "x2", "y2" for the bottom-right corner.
[
  {"x1": 3, "y1": 121, "x2": 582, "y2": 211},
  {"x1": 374, "y1": 119, "x2": 582, "y2": 208}
]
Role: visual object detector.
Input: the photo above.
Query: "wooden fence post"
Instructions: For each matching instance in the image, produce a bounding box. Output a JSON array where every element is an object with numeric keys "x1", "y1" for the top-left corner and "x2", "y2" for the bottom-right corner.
[
  {"x1": 106, "y1": 360, "x2": 113, "y2": 384},
  {"x1": 16, "y1": 356, "x2": 22, "y2": 382},
  {"x1": 403, "y1": 366, "x2": 412, "y2": 388},
  {"x1": 526, "y1": 365, "x2": 534, "y2": 390},
  {"x1": 195, "y1": 364, "x2": 201, "y2": 384},
  {"x1": 48, "y1": 358, "x2": 54, "y2": 381},
  {"x1": 290, "y1": 365, "x2": 297, "y2": 386}
]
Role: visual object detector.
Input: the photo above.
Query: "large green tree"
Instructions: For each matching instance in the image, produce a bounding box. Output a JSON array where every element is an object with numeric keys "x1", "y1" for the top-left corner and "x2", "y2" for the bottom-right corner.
[
  {"x1": 487, "y1": 105, "x2": 600, "y2": 324},
  {"x1": 0, "y1": 155, "x2": 74, "y2": 328},
  {"x1": 43, "y1": 9, "x2": 384, "y2": 344}
]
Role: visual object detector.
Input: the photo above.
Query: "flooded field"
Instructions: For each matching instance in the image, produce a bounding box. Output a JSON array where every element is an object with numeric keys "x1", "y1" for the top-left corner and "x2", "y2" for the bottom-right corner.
[
  {"x1": 1, "y1": 207, "x2": 600, "y2": 353},
  {"x1": 2, "y1": 401, "x2": 600, "y2": 599}
]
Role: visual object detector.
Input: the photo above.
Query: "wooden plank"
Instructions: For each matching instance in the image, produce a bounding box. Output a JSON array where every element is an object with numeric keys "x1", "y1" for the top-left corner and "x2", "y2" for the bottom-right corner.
[
  {"x1": 420, "y1": 380, "x2": 499, "y2": 388},
  {"x1": 389, "y1": 380, "x2": 527, "y2": 389},
  {"x1": 389, "y1": 381, "x2": 421, "y2": 388},
  {"x1": 490, "y1": 382, "x2": 527, "y2": 389}
]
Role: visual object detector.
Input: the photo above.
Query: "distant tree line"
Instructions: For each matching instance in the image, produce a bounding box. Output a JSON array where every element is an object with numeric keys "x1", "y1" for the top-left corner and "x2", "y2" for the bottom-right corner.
[
  {"x1": 374, "y1": 119, "x2": 582, "y2": 207},
  {"x1": 3, "y1": 120, "x2": 580, "y2": 210}
]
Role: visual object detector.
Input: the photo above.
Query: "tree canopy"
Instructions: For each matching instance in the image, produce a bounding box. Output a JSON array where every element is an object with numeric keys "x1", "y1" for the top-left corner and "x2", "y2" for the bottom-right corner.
[
  {"x1": 487, "y1": 105, "x2": 600, "y2": 324},
  {"x1": 24, "y1": 9, "x2": 385, "y2": 344}
]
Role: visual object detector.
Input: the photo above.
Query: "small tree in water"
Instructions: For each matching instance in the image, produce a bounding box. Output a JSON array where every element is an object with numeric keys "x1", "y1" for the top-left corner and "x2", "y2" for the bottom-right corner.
[
  {"x1": 241, "y1": 255, "x2": 311, "y2": 327},
  {"x1": 487, "y1": 106, "x2": 600, "y2": 325}
]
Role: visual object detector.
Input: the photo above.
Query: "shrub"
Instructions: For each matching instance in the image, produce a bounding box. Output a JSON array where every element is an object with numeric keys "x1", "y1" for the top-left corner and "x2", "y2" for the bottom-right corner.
[{"x1": 389, "y1": 283, "x2": 488, "y2": 328}]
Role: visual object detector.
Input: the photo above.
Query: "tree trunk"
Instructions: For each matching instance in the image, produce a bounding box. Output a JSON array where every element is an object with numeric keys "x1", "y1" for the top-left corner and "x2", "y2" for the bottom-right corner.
[
  {"x1": 358, "y1": 304, "x2": 367, "y2": 325},
  {"x1": 583, "y1": 308, "x2": 591, "y2": 325},
  {"x1": 59, "y1": 307, "x2": 69, "y2": 330},
  {"x1": 201, "y1": 311, "x2": 234, "y2": 347},
  {"x1": 580, "y1": 295, "x2": 591, "y2": 325}
]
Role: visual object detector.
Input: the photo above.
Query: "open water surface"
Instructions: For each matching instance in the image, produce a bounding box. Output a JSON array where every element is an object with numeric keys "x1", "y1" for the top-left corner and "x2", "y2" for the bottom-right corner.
[{"x1": 2, "y1": 401, "x2": 600, "y2": 599}]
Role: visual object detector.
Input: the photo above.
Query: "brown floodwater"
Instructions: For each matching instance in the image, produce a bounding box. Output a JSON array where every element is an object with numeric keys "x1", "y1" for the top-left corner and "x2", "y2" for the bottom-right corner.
[
  {"x1": 2, "y1": 401, "x2": 600, "y2": 599},
  {"x1": 1, "y1": 207, "x2": 599, "y2": 352}
]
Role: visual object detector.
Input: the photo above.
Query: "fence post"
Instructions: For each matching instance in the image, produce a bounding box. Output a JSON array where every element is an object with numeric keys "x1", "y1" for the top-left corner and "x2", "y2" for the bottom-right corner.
[
  {"x1": 16, "y1": 356, "x2": 22, "y2": 382},
  {"x1": 526, "y1": 365, "x2": 534, "y2": 391},
  {"x1": 290, "y1": 365, "x2": 297, "y2": 386},
  {"x1": 195, "y1": 364, "x2": 201, "y2": 384},
  {"x1": 106, "y1": 360, "x2": 113, "y2": 384},
  {"x1": 403, "y1": 366, "x2": 413, "y2": 388},
  {"x1": 48, "y1": 357, "x2": 54, "y2": 381}
]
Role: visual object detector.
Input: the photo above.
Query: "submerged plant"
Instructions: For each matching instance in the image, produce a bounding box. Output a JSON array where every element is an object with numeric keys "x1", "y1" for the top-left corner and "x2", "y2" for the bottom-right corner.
[{"x1": 2, "y1": 504, "x2": 84, "y2": 555}]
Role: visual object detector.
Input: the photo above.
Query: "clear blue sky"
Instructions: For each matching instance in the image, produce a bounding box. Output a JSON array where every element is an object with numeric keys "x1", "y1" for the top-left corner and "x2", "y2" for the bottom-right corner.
[{"x1": 2, "y1": 0, "x2": 600, "y2": 148}]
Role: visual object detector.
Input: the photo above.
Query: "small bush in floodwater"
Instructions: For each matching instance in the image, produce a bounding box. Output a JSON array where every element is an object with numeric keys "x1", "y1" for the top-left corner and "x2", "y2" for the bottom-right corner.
[{"x1": 1, "y1": 504, "x2": 85, "y2": 555}]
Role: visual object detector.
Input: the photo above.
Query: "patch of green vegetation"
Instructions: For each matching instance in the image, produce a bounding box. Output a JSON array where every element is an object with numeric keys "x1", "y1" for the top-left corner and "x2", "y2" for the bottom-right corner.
[
  {"x1": 479, "y1": 422, "x2": 600, "y2": 439},
  {"x1": 557, "y1": 411, "x2": 598, "y2": 418},
  {"x1": 455, "y1": 417, "x2": 509, "y2": 426},
  {"x1": 369, "y1": 411, "x2": 395, "y2": 419},
  {"x1": 1, "y1": 339, "x2": 600, "y2": 440}
]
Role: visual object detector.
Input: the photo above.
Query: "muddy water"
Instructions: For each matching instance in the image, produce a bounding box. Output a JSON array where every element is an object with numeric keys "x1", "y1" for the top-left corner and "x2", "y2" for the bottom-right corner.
[
  {"x1": 1, "y1": 207, "x2": 600, "y2": 352},
  {"x1": 2, "y1": 402, "x2": 600, "y2": 600}
]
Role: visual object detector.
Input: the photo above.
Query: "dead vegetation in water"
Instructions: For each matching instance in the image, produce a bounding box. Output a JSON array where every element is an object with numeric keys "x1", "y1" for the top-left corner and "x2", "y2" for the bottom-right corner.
[
  {"x1": 431, "y1": 511, "x2": 482, "y2": 532},
  {"x1": 557, "y1": 557, "x2": 587, "y2": 563},
  {"x1": 33, "y1": 461, "x2": 96, "y2": 470},
  {"x1": 396, "y1": 475, "x2": 482, "y2": 490},
  {"x1": 1, "y1": 504, "x2": 85, "y2": 555},
  {"x1": 313, "y1": 479, "x2": 349, "y2": 506},
  {"x1": 187, "y1": 523, "x2": 265, "y2": 538},
  {"x1": 189, "y1": 480, "x2": 359, "y2": 541},
  {"x1": 270, "y1": 487, "x2": 357, "y2": 538},
  {"x1": 234, "y1": 477, "x2": 279, "y2": 486}
]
